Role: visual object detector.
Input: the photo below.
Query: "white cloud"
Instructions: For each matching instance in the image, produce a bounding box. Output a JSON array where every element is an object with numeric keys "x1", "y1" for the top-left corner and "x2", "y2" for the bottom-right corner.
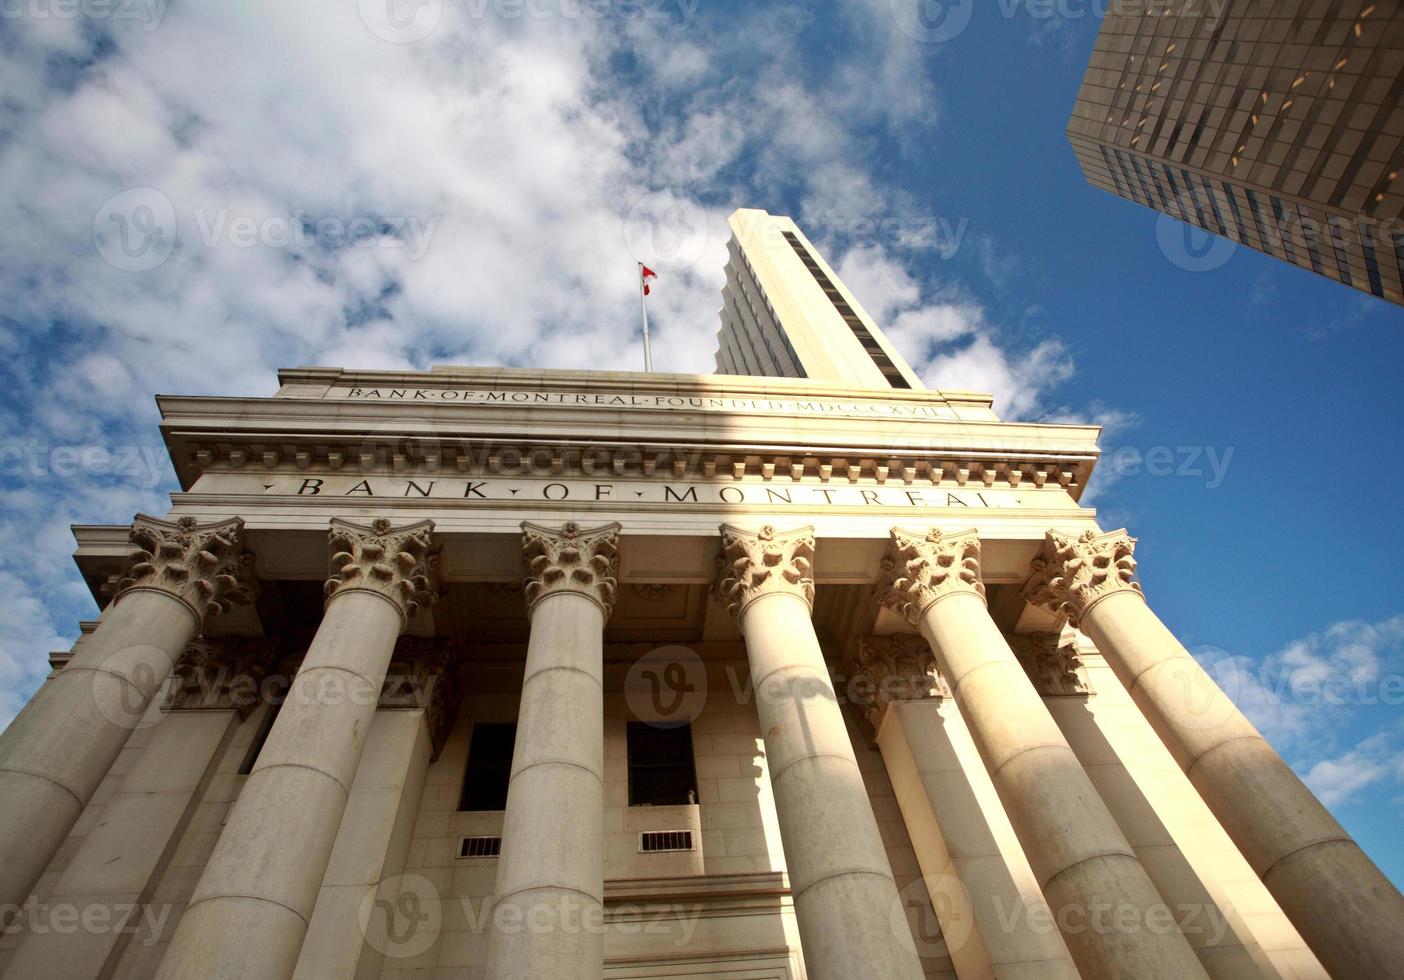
[
  {"x1": 1195, "y1": 616, "x2": 1404, "y2": 808},
  {"x1": 0, "y1": 0, "x2": 1099, "y2": 727}
]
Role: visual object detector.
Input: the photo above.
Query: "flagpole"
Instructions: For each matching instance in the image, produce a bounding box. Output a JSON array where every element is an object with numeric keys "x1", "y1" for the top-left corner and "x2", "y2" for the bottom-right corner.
[{"x1": 638, "y1": 262, "x2": 654, "y2": 372}]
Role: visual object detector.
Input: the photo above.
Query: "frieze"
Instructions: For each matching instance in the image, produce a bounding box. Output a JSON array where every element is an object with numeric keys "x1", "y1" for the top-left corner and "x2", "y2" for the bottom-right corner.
[
  {"x1": 220, "y1": 475, "x2": 1034, "y2": 510},
  {"x1": 332, "y1": 386, "x2": 963, "y2": 419}
]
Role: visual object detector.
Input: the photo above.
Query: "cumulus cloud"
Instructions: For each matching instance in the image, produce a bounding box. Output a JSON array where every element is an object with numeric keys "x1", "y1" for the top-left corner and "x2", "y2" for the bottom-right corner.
[
  {"x1": 0, "y1": 1, "x2": 1100, "y2": 726},
  {"x1": 1196, "y1": 616, "x2": 1404, "y2": 808}
]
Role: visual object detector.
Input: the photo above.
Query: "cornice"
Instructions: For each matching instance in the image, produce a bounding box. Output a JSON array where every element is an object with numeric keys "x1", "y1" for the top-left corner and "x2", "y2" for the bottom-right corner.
[{"x1": 157, "y1": 424, "x2": 1097, "y2": 500}]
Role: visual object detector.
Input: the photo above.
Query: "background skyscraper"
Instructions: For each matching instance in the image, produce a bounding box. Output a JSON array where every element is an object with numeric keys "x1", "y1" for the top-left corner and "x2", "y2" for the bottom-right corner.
[
  {"x1": 1068, "y1": 3, "x2": 1404, "y2": 305},
  {"x1": 715, "y1": 209, "x2": 926, "y2": 388}
]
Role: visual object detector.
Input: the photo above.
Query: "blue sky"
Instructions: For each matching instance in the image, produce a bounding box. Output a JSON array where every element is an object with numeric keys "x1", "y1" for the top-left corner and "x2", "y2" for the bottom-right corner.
[{"x1": 0, "y1": 0, "x2": 1401, "y2": 887}]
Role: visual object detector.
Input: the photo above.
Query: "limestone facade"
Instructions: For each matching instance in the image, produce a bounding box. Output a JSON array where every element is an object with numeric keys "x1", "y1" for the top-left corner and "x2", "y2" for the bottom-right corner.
[{"x1": 0, "y1": 363, "x2": 1398, "y2": 979}]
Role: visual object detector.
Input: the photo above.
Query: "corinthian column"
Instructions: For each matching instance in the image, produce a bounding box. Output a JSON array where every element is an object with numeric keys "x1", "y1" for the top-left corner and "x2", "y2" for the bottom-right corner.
[
  {"x1": 1026, "y1": 528, "x2": 1404, "y2": 977},
  {"x1": 485, "y1": 521, "x2": 620, "y2": 980},
  {"x1": 718, "y1": 525, "x2": 924, "y2": 980},
  {"x1": 879, "y1": 528, "x2": 1206, "y2": 979},
  {"x1": 157, "y1": 518, "x2": 438, "y2": 980},
  {"x1": 0, "y1": 514, "x2": 254, "y2": 916}
]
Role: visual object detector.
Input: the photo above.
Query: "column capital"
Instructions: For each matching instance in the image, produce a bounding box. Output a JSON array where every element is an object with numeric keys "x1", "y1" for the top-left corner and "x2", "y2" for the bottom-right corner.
[
  {"x1": 1024, "y1": 529, "x2": 1142, "y2": 627},
  {"x1": 325, "y1": 518, "x2": 440, "y2": 625},
  {"x1": 715, "y1": 524, "x2": 815, "y2": 620},
  {"x1": 848, "y1": 633, "x2": 950, "y2": 735},
  {"x1": 1007, "y1": 633, "x2": 1092, "y2": 697},
  {"x1": 381, "y1": 638, "x2": 462, "y2": 757},
  {"x1": 875, "y1": 527, "x2": 985, "y2": 625},
  {"x1": 116, "y1": 515, "x2": 258, "y2": 627},
  {"x1": 521, "y1": 521, "x2": 621, "y2": 619},
  {"x1": 164, "y1": 637, "x2": 278, "y2": 717}
]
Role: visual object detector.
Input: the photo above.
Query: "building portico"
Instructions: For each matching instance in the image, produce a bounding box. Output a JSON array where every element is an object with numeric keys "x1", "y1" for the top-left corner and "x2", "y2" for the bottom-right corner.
[{"x1": 4, "y1": 360, "x2": 1395, "y2": 978}]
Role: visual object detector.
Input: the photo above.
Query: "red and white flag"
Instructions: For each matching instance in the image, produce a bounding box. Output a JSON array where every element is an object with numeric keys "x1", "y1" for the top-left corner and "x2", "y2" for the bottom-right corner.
[{"x1": 640, "y1": 264, "x2": 657, "y2": 295}]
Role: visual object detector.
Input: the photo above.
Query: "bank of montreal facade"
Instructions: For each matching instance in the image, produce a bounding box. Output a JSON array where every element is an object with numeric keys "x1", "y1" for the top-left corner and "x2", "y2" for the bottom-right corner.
[{"x1": 3, "y1": 218, "x2": 1404, "y2": 980}]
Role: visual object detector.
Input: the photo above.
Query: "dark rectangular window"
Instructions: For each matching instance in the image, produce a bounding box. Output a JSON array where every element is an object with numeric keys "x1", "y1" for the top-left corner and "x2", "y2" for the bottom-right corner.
[
  {"x1": 1327, "y1": 219, "x2": 1353, "y2": 287},
  {"x1": 627, "y1": 722, "x2": 697, "y2": 807},
  {"x1": 1298, "y1": 206, "x2": 1324, "y2": 274},
  {"x1": 459, "y1": 723, "x2": 516, "y2": 811},
  {"x1": 1197, "y1": 175, "x2": 1227, "y2": 236},
  {"x1": 1245, "y1": 190, "x2": 1275, "y2": 256},
  {"x1": 1270, "y1": 198, "x2": 1297, "y2": 263},
  {"x1": 1361, "y1": 222, "x2": 1384, "y2": 298},
  {"x1": 1222, "y1": 183, "x2": 1249, "y2": 243}
]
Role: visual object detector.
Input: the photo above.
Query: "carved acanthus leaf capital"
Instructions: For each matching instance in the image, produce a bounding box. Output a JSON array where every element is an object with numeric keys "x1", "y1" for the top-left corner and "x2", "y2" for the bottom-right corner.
[
  {"x1": 325, "y1": 518, "x2": 440, "y2": 623},
  {"x1": 715, "y1": 524, "x2": 816, "y2": 620},
  {"x1": 1023, "y1": 529, "x2": 1142, "y2": 627},
  {"x1": 848, "y1": 633, "x2": 950, "y2": 735},
  {"x1": 521, "y1": 521, "x2": 621, "y2": 618},
  {"x1": 381, "y1": 638, "x2": 462, "y2": 756},
  {"x1": 164, "y1": 637, "x2": 278, "y2": 716},
  {"x1": 1007, "y1": 633, "x2": 1091, "y2": 697},
  {"x1": 117, "y1": 515, "x2": 258, "y2": 626},
  {"x1": 875, "y1": 528, "x2": 985, "y2": 625}
]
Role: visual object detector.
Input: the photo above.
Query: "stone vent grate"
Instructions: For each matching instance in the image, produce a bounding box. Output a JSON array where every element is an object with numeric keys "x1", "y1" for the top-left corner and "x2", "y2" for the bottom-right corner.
[
  {"x1": 458, "y1": 836, "x2": 503, "y2": 859},
  {"x1": 639, "y1": 830, "x2": 695, "y2": 853}
]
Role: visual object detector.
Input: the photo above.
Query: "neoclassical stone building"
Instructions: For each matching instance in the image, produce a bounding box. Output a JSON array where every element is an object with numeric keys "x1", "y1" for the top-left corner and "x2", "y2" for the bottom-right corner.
[{"x1": 1, "y1": 212, "x2": 1401, "y2": 979}]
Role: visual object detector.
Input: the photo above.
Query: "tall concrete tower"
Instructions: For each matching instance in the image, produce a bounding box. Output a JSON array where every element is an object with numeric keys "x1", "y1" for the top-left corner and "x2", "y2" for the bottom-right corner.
[{"x1": 714, "y1": 208, "x2": 926, "y2": 389}]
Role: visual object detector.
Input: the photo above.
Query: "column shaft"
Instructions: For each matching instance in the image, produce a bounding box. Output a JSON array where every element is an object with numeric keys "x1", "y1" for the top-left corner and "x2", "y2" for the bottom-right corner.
[
  {"x1": 742, "y1": 593, "x2": 925, "y2": 980},
  {"x1": 3, "y1": 704, "x2": 237, "y2": 977},
  {"x1": 1081, "y1": 590, "x2": 1404, "y2": 977},
  {"x1": 293, "y1": 708, "x2": 433, "y2": 980},
  {"x1": 877, "y1": 698, "x2": 1078, "y2": 978},
  {"x1": 155, "y1": 590, "x2": 403, "y2": 978},
  {"x1": 486, "y1": 591, "x2": 606, "y2": 980},
  {"x1": 0, "y1": 589, "x2": 199, "y2": 915},
  {"x1": 916, "y1": 591, "x2": 1207, "y2": 978}
]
